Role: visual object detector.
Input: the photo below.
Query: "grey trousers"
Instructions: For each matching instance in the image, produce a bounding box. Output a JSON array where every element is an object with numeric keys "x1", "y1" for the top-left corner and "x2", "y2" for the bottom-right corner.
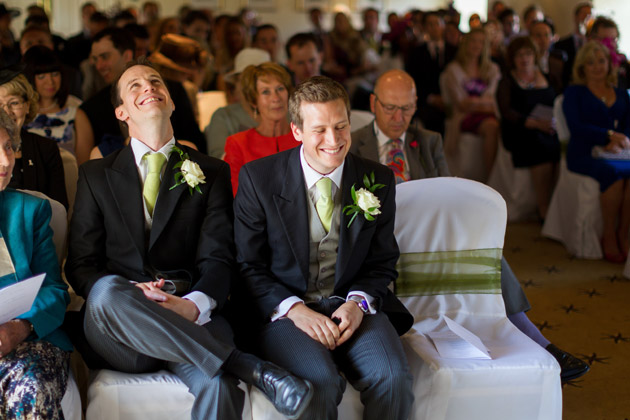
[
  {"x1": 257, "y1": 298, "x2": 414, "y2": 420},
  {"x1": 84, "y1": 276, "x2": 245, "y2": 420},
  {"x1": 501, "y1": 257, "x2": 532, "y2": 315}
]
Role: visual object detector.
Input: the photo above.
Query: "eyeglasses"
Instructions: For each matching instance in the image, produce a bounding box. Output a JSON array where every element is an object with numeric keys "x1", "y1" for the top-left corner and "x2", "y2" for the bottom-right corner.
[
  {"x1": 0, "y1": 99, "x2": 26, "y2": 113},
  {"x1": 375, "y1": 95, "x2": 416, "y2": 116}
]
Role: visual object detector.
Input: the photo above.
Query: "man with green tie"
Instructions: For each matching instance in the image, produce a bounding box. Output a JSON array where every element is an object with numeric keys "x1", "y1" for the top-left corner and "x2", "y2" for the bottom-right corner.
[{"x1": 66, "y1": 58, "x2": 313, "y2": 420}]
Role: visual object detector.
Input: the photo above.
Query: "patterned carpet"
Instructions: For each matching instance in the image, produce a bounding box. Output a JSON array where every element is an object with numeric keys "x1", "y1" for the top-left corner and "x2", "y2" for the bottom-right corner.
[{"x1": 504, "y1": 222, "x2": 630, "y2": 420}]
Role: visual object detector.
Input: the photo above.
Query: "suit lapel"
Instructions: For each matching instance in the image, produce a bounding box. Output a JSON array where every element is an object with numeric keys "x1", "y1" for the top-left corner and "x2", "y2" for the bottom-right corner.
[
  {"x1": 404, "y1": 129, "x2": 424, "y2": 179},
  {"x1": 106, "y1": 146, "x2": 145, "y2": 259},
  {"x1": 273, "y1": 148, "x2": 310, "y2": 281},
  {"x1": 357, "y1": 122, "x2": 380, "y2": 162},
  {"x1": 149, "y1": 148, "x2": 186, "y2": 249},
  {"x1": 20, "y1": 132, "x2": 37, "y2": 189},
  {"x1": 337, "y1": 154, "x2": 365, "y2": 282}
]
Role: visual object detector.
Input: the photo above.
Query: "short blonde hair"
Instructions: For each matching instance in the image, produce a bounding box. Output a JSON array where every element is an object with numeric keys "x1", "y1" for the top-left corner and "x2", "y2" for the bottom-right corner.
[
  {"x1": 572, "y1": 40, "x2": 617, "y2": 86},
  {"x1": 240, "y1": 62, "x2": 293, "y2": 109},
  {"x1": 0, "y1": 74, "x2": 39, "y2": 126}
]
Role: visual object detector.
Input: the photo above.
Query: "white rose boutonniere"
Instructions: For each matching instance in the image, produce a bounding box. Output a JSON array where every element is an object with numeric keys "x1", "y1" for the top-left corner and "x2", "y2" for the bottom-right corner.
[
  {"x1": 343, "y1": 171, "x2": 385, "y2": 227},
  {"x1": 169, "y1": 146, "x2": 206, "y2": 194}
]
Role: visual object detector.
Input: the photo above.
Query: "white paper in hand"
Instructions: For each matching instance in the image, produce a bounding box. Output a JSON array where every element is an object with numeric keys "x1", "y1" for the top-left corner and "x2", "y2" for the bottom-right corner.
[
  {"x1": 427, "y1": 316, "x2": 491, "y2": 359},
  {"x1": 0, "y1": 273, "x2": 46, "y2": 324}
]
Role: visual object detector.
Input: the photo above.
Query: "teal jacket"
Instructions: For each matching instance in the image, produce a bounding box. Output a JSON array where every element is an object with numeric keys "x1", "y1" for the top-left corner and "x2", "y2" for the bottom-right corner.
[{"x1": 0, "y1": 189, "x2": 72, "y2": 351}]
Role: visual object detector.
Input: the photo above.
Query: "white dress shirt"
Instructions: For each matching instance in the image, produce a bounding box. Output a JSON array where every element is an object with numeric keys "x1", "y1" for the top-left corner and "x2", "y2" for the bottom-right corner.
[{"x1": 130, "y1": 137, "x2": 216, "y2": 325}]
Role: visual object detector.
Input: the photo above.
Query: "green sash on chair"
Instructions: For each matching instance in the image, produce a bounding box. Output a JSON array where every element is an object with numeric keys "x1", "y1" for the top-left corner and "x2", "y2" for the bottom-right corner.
[{"x1": 395, "y1": 248, "x2": 503, "y2": 297}]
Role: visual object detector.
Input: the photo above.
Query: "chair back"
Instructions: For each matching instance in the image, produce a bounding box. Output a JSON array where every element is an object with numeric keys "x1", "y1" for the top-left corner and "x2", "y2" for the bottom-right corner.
[
  {"x1": 553, "y1": 94, "x2": 570, "y2": 144},
  {"x1": 59, "y1": 148, "x2": 78, "y2": 219},
  {"x1": 350, "y1": 110, "x2": 373, "y2": 132},
  {"x1": 197, "y1": 91, "x2": 227, "y2": 131},
  {"x1": 20, "y1": 190, "x2": 67, "y2": 263},
  {"x1": 394, "y1": 178, "x2": 507, "y2": 327}
]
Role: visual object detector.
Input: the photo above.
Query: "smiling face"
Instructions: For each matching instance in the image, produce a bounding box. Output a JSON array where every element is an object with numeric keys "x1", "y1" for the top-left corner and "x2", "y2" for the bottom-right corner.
[
  {"x1": 255, "y1": 76, "x2": 288, "y2": 123},
  {"x1": 91, "y1": 37, "x2": 133, "y2": 84},
  {"x1": 0, "y1": 87, "x2": 28, "y2": 130},
  {"x1": 583, "y1": 48, "x2": 610, "y2": 83},
  {"x1": 291, "y1": 99, "x2": 351, "y2": 175},
  {"x1": 0, "y1": 127, "x2": 15, "y2": 191},
  {"x1": 34, "y1": 71, "x2": 61, "y2": 102},
  {"x1": 114, "y1": 65, "x2": 174, "y2": 133}
]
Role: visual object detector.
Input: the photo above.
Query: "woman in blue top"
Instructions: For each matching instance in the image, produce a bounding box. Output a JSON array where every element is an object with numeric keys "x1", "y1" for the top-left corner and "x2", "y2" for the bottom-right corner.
[
  {"x1": 0, "y1": 109, "x2": 72, "y2": 419},
  {"x1": 563, "y1": 41, "x2": 630, "y2": 263}
]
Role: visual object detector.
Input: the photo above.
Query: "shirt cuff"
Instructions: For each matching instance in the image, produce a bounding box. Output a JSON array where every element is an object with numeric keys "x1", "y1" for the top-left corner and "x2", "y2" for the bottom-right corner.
[
  {"x1": 270, "y1": 296, "x2": 304, "y2": 322},
  {"x1": 347, "y1": 292, "x2": 377, "y2": 314},
  {"x1": 184, "y1": 291, "x2": 217, "y2": 325}
]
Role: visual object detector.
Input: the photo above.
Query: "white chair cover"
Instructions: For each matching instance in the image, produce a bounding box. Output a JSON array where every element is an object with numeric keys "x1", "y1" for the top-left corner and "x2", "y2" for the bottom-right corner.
[
  {"x1": 59, "y1": 148, "x2": 78, "y2": 219},
  {"x1": 86, "y1": 369, "x2": 251, "y2": 420},
  {"x1": 197, "y1": 91, "x2": 228, "y2": 132},
  {"x1": 488, "y1": 142, "x2": 537, "y2": 222},
  {"x1": 61, "y1": 369, "x2": 82, "y2": 420},
  {"x1": 350, "y1": 110, "x2": 373, "y2": 132},
  {"x1": 395, "y1": 178, "x2": 561, "y2": 420},
  {"x1": 542, "y1": 96, "x2": 603, "y2": 259}
]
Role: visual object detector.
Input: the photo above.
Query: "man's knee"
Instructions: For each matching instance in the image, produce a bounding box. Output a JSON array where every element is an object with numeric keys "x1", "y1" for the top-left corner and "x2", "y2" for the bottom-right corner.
[{"x1": 86, "y1": 275, "x2": 135, "y2": 312}]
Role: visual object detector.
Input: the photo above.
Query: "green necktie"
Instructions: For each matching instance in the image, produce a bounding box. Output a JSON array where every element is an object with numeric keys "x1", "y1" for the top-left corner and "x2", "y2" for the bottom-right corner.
[
  {"x1": 316, "y1": 177, "x2": 333, "y2": 233},
  {"x1": 143, "y1": 152, "x2": 167, "y2": 217}
]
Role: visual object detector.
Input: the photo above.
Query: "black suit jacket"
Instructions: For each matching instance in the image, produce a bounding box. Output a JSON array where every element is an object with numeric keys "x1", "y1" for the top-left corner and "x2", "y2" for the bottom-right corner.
[
  {"x1": 233, "y1": 147, "x2": 413, "y2": 336},
  {"x1": 65, "y1": 143, "x2": 235, "y2": 310},
  {"x1": 9, "y1": 130, "x2": 68, "y2": 209}
]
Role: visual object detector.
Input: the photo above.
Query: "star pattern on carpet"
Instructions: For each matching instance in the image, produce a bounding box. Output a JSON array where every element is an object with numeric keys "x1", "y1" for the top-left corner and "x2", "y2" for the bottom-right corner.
[
  {"x1": 577, "y1": 353, "x2": 611, "y2": 365},
  {"x1": 603, "y1": 274, "x2": 630, "y2": 283},
  {"x1": 521, "y1": 279, "x2": 540, "y2": 288},
  {"x1": 562, "y1": 379, "x2": 584, "y2": 388},
  {"x1": 579, "y1": 288, "x2": 603, "y2": 298},
  {"x1": 559, "y1": 304, "x2": 582, "y2": 314},
  {"x1": 543, "y1": 265, "x2": 560, "y2": 274},
  {"x1": 535, "y1": 321, "x2": 556, "y2": 332},
  {"x1": 602, "y1": 333, "x2": 630, "y2": 344}
]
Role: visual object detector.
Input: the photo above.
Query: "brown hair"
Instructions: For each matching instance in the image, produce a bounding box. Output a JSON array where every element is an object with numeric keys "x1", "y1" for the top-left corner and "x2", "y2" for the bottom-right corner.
[
  {"x1": 572, "y1": 40, "x2": 617, "y2": 86},
  {"x1": 240, "y1": 62, "x2": 293, "y2": 109},
  {"x1": 506, "y1": 36, "x2": 539, "y2": 70},
  {"x1": 288, "y1": 76, "x2": 350, "y2": 130},
  {"x1": 0, "y1": 74, "x2": 39, "y2": 126}
]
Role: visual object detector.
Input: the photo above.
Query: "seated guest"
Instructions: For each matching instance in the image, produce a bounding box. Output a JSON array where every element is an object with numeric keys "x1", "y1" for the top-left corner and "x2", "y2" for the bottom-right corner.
[
  {"x1": 224, "y1": 62, "x2": 299, "y2": 196},
  {"x1": 588, "y1": 16, "x2": 630, "y2": 91},
  {"x1": 234, "y1": 75, "x2": 414, "y2": 419},
  {"x1": 285, "y1": 32, "x2": 323, "y2": 86},
  {"x1": 0, "y1": 68, "x2": 68, "y2": 209},
  {"x1": 81, "y1": 27, "x2": 206, "y2": 154},
  {"x1": 65, "y1": 58, "x2": 312, "y2": 420},
  {"x1": 441, "y1": 28, "x2": 501, "y2": 180},
  {"x1": 23, "y1": 46, "x2": 94, "y2": 165},
  {"x1": 63, "y1": 4, "x2": 107, "y2": 70},
  {"x1": 204, "y1": 48, "x2": 269, "y2": 159},
  {"x1": 529, "y1": 19, "x2": 566, "y2": 94},
  {"x1": 351, "y1": 69, "x2": 589, "y2": 382},
  {"x1": 327, "y1": 12, "x2": 374, "y2": 83},
  {"x1": 554, "y1": 2, "x2": 592, "y2": 90},
  {"x1": 215, "y1": 17, "x2": 249, "y2": 90},
  {"x1": 564, "y1": 41, "x2": 630, "y2": 263},
  {"x1": 497, "y1": 36, "x2": 560, "y2": 219},
  {"x1": 359, "y1": 8, "x2": 384, "y2": 55},
  {"x1": 252, "y1": 24, "x2": 281, "y2": 63},
  {"x1": 0, "y1": 108, "x2": 73, "y2": 419}
]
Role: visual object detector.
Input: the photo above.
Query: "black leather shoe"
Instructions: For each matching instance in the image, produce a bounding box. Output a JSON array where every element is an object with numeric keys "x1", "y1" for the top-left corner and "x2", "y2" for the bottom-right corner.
[
  {"x1": 546, "y1": 344, "x2": 590, "y2": 382},
  {"x1": 253, "y1": 362, "x2": 313, "y2": 419}
]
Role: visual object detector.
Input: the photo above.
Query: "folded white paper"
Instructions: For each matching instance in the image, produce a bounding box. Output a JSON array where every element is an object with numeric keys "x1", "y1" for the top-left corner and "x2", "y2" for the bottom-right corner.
[
  {"x1": 0, "y1": 273, "x2": 46, "y2": 324},
  {"x1": 427, "y1": 316, "x2": 491, "y2": 359}
]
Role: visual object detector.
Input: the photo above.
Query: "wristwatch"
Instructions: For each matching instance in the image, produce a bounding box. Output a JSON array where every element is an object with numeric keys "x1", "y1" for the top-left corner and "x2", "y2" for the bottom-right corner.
[
  {"x1": 348, "y1": 295, "x2": 370, "y2": 314},
  {"x1": 607, "y1": 129, "x2": 614, "y2": 139}
]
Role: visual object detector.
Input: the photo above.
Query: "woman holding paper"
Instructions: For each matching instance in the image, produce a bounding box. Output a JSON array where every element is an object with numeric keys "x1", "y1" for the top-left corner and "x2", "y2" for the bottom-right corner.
[
  {"x1": 496, "y1": 36, "x2": 560, "y2": 219},
  {"x1": 563, "y1": 41, "x2": 630, "y2": 263},
  {"x1": 0, "y1": 109, "x2": 72, "y2": 419}
]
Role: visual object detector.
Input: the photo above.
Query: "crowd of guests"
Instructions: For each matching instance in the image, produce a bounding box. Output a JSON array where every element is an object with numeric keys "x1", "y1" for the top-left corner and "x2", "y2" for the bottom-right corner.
[{"x1": 3, "y1": 0, "x2": 630, "y2": 417}]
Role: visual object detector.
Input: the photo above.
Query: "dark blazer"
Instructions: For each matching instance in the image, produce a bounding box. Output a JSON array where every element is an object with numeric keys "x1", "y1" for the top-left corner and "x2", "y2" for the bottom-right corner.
[
  {"x1": 65, "y1": 143, "x2": 235, "y2": 310},
  {"x1": 233, "y1": 147, "x2": 413, "y2": 336},
  {"x1": 351, "y1": 120, "x2": 450, "y2": 179},
  {"x1": 9, "y1": 129, "x2": 68, "y2": 209}
]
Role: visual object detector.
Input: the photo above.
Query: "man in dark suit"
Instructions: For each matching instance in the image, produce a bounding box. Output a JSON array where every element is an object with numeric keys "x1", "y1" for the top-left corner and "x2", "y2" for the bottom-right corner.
[
  {"x1": 351, "y1": 69, "x2": 449, "y2": 180},
  {"x1": 65, "y1": 58, "x2": 312, "y2": 420},
  {"x1": 351, "y1": 69, "x2": 590, "y2": 384},
  {"x1": 405, "y1": 11, "x2": 456, "y2": 135},
  {"x1": 554, "y1": 2, "x2": 592, "y2": 90},
  {"x1": 234, "y1": 76, "x2": 414, "y2": 419}
]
